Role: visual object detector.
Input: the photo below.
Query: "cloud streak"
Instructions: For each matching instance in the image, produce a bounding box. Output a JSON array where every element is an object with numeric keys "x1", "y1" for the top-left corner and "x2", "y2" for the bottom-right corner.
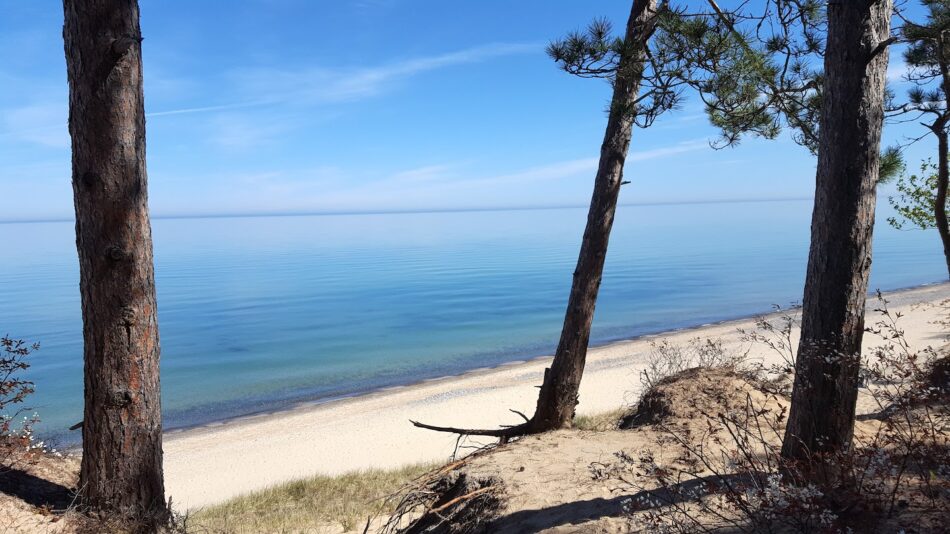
[
  {"x1": 0, "y1": 103, "x2": 68, "y2": 148},
  {"x1": 177, "y1": 139, "x2": 712, "y2": 215},
  {"x1": 627, "y1": 140, "x2": 710, "y2": 162},
  {"x1": 146, "y1": 42, "x2": 541, "y2": 118},
  {"x1": 146, "y1": 101, "x2": 269, "y2": 118},
  {"x1": 2, "y1": 41, "x2": 541, "y2": 149}
]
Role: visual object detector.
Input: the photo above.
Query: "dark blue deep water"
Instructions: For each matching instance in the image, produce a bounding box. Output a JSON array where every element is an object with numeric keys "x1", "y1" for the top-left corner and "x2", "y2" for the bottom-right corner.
[{"x1": 0, "y1": 200, "x2": 945, "y2": 445}]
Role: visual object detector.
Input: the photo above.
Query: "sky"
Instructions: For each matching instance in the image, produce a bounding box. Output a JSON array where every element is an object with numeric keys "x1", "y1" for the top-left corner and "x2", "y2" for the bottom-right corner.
[{"x1": 0, "y1": 0, "x2": 936, "y2": 221}]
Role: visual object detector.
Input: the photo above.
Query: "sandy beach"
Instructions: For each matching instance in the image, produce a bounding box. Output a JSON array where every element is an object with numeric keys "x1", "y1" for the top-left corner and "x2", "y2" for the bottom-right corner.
[{"x1": 162, "y1": 283, "x2": 950, "y2": 511}]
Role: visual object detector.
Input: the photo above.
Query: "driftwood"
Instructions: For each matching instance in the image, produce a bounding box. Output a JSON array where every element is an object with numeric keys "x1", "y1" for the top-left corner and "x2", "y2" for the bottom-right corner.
[
  {"x1": 408, "y1": 419, "x2": 533, "y2": 445},
  {"x1": 409, "y1": 386, "x2": 546, "y2": 444}
]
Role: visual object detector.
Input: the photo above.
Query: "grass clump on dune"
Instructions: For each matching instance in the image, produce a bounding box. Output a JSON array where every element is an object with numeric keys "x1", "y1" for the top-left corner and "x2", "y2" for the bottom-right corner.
[
  {"x1": 572, "y1": 408, "x2": 626, "y2": 432},
  {"x1": 188, "y1": 463, "x2": 434, "y2": 533}
]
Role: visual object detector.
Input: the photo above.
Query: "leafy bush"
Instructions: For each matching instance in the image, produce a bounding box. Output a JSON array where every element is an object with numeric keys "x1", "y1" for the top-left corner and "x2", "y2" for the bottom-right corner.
[
  {"x1": 887, "y1": 159, "x2": 940, "y2": 230},
  {"x1": 1, "y1": 335, "x2": 41, "y2": 469}
]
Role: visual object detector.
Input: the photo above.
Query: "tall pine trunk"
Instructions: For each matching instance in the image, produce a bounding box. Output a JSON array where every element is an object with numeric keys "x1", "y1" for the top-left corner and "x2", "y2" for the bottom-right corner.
[
  {"x1": 63, "y1": 0, "x2": 167, "y2": 521},
  {"x1": 935, "y1": 128, "x2": 950, "y2": 278},
  {"x1": 936, "y1": 52, "x2": 950, "y2": 279},
  {"x1": 781, "y1": 0, "x2": 892, "y2": 460},
  {"x1": 529, "y1": 0, "x2": 657, "y2": 431}
]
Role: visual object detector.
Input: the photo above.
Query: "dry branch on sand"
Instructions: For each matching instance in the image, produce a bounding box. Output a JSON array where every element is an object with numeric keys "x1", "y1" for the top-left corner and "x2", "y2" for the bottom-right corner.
[{"x1": 381, "y1": 455, "x2": 505, "y2": 534}]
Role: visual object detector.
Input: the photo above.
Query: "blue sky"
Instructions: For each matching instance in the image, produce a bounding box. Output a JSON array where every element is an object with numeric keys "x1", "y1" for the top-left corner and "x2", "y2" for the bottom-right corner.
[{"x1": 0, "y1": 0, "x2": 934, "y2": 221}]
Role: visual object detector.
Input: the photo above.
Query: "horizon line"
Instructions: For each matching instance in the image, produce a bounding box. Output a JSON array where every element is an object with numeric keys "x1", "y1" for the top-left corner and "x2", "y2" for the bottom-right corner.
[{"x1": 0, "y1": 196, "x2": 813, "y2": 225}]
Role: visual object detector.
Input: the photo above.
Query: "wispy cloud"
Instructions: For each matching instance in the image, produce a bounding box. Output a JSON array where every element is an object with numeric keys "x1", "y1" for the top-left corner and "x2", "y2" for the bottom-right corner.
[
  {"x1": 177, "y1": 139, "x2": 712, "y2": 215},
  {"x1": 1, "y1": 103, "x2": 68, "y2": 148},
  {"x1": 206, "y1": 113, "x2": 294, "y2": 150},
  {"x1": 386, "y1": 164, "x2": 459, "y2": 185},
  {"x1": 146, "y1": 102, "x2": 268, "y2": 118},
  {"x1": 627, "y1": 140, "x2": 710, "y2": 162},
  {"x1": 469, "y1": 140, "x2": 710, "y2": 189},
  {"x1": 234, "y1": 43, "x2": 541, "y2": 104},
  {"x1": 351, "y1": 0, "x2": 398, "y2": 12},
  {"x1": 0, "y1": 42, "x2": 540, "y2": 149},
  {"x1": 300, "y1": 140, "x2": 706, "y2": 193},
  {"x1": 138, "y1": 42, "x2": 540, "y2": 119}
]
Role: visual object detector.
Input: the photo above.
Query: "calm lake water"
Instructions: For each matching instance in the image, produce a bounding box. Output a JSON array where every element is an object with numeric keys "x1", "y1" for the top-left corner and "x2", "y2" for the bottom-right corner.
[{"x1": 0, "y1": 200, "x2": 945, "y2": 445}]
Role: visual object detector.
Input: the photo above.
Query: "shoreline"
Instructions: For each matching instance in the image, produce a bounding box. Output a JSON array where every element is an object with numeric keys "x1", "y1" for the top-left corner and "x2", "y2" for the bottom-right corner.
[
  {"x1": 161, "y1": 282, "x2": 949, "y2": 510},
  {"x1": 160, "y1": 280, "x2": 948, "y2": 440}
]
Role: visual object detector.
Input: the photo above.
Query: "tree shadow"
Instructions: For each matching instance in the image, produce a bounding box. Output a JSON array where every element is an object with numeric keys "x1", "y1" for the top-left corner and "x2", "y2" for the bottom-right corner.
[
  {"x1": 489, "y1": 473, "x2": 753, "y2": 532},
  {"x1": 0, "y1": 467, "x2": 75, "y2": 511}
]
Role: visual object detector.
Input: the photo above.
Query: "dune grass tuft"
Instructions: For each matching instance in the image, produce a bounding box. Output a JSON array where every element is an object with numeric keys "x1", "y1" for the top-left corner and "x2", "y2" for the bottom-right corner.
[
  {"x1": 187, "y1": 463, "x2": 434, "y2": 533},
  {"x1": 572, "y1": 408, "x2": 625, "y2": 432}
]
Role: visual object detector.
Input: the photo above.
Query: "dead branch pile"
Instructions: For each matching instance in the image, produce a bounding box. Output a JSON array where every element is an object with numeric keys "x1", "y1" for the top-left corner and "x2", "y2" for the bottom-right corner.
[{"x1": 382, "y1": 457, "x2": 506, "y2": 534}]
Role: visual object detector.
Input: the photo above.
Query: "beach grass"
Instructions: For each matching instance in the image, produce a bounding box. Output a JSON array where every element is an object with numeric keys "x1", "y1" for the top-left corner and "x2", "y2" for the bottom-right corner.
[
  {"x1": 186, "y1": 462, "x2": 434, "y2": 533},
  {"x1": 184, "y1": 411, "x2": 627, "y2": 533},
  {"x1": 573, "y1": 408, "x2": 625, "y2": 432}
]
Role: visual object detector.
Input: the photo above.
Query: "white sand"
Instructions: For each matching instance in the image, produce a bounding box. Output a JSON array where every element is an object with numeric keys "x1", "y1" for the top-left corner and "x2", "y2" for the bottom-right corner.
[{"x1": 162, "y1": 283, "x2": 949, "y2": 510}]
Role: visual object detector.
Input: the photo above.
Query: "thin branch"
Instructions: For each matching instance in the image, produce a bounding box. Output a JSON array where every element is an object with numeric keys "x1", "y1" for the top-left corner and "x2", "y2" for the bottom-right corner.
[{"x1": 409, "y1": 419, "x2": 529, "y2": 441}]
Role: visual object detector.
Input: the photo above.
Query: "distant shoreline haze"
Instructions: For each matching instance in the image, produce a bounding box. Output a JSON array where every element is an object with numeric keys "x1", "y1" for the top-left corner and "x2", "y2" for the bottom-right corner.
[{"x1": 0, "y1": 196, "x2": 816, "y2": 224}]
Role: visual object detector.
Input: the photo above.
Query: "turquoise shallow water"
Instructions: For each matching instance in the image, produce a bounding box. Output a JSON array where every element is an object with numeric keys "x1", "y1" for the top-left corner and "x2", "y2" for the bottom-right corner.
[{"x1": 0, "y1": 200, "x2": 945, "y2": 446}]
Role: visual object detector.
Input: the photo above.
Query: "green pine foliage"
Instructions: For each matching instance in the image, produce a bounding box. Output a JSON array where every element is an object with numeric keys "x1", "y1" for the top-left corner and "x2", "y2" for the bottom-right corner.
[{"x1": 545, "y1": 1, "x2": 827, "y2": 148}]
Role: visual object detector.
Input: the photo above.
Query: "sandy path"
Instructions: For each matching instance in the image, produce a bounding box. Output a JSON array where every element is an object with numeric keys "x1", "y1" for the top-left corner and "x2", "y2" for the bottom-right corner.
[{"x1": 162, "y1": 283, "x2": 949, "y2": 510}]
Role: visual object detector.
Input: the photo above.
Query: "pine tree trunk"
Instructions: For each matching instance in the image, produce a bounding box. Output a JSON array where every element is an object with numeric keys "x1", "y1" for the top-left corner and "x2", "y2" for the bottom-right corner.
[
  {"x1": 936, "y1": 43, "x2": 950, "y2": 280},
  {"x1": 935, "y1": 129, "x2": 950, "y2": 279},
  {"x1": 528, "y1": 0, "x2": 657, "y2": 431},
  {"x1": 63, "y1": 0, "x2": 167, "y2": 521},
  {"x1": 781, "y1": 0, "x2": 893, "y2": 461}
]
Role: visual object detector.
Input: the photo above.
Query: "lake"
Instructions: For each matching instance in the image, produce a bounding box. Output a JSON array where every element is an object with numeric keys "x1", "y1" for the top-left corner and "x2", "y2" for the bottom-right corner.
[{"x1": 0, "y1": 199, "x2": 944, "y2": 445}]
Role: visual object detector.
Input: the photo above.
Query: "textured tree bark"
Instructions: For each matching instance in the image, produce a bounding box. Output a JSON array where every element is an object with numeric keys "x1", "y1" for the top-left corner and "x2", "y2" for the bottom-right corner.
[
  {"x1": 63, "y1": 0, "x2": 167, "y2": 522},
  {"x1": 934, "y1": 128, "x2": 950, "y2": 278},
  {"x1": 781, "y1": 0, "x2": 893, "y2": 460},
  {"x1": 528, "y1": 0, "x2": 658, "y2": 432},
  {"x1": 936, "y1": 48, "x2": 950, "y2": 279}
]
